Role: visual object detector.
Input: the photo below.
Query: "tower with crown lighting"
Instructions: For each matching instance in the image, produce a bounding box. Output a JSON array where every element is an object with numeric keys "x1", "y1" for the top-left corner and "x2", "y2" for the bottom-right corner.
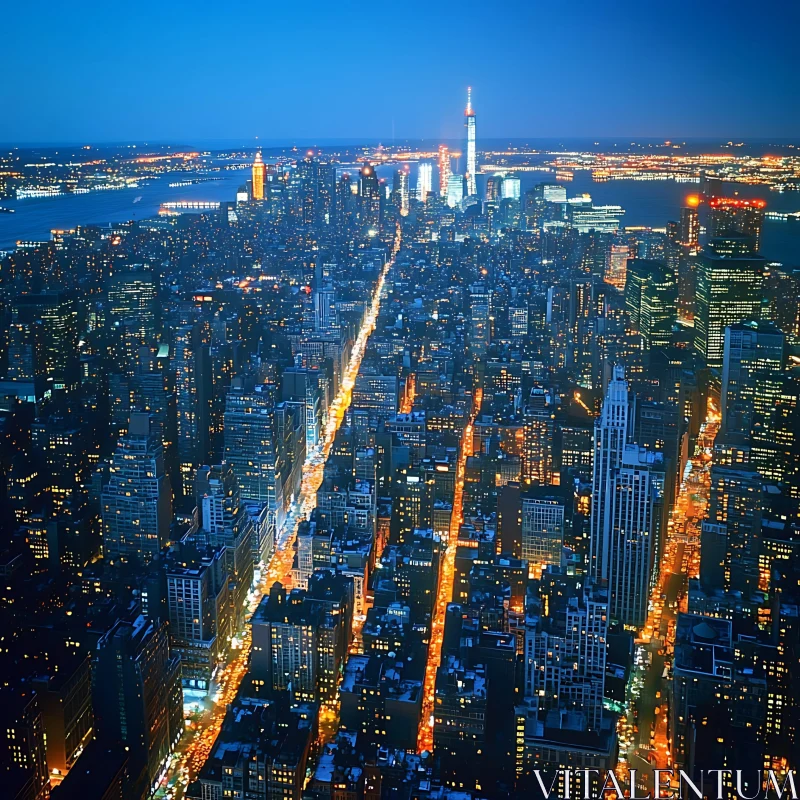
[{"x1": 251, "y1": 150, "x2": 265, "y2": 201}]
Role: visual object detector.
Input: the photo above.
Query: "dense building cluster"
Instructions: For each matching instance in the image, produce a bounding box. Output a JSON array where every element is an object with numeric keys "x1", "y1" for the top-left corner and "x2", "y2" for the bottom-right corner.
[{"x1": 1, "y1": 96, "x2": 799, "y2": 800}]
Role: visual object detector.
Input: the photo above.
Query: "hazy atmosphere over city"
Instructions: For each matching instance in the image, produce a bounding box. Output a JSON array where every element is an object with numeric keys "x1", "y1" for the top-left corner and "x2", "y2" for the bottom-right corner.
[{"x1": 1, "y1": 3, "x2": 800, "y2": 800}]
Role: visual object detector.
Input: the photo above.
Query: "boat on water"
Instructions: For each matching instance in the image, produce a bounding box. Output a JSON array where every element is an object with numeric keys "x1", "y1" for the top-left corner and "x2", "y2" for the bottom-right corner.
[{"x1": 16, "y1": 187, "x2": 63, "y2": 199}]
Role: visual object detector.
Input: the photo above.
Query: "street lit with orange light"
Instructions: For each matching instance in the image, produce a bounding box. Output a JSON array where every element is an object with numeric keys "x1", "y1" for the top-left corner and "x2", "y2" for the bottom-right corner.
[
  {"x1": 573, "y1": 390, "x2": 592, "y2": 415},
  {"x1": 400, "y1": 372, "x2": 416, "y2": 414},
  {"x1": 417, "y1": 386, "x2": 482, "y2": 753},
  {"x1": 616, "y1": 398, "x2": 719, "y2": 791},
  {"x1": 267, "y1": 224, "x2": 402, "y2": 587},
  {"x1": 155, "y1": 226, "x2": 401, "y2": 800}
]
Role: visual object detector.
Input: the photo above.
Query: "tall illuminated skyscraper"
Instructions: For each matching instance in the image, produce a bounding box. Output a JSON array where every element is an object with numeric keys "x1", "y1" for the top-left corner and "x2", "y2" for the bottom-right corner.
[
  {"x1": 606, "y1": 445, "x2": 664, "y2": 628},
  {"x1": 251, "y1": 151, "x2": 265, "y2": 201},
  {"x1": 468, "y1": 282, "x2": 491, "y2": 357},
  {"x1": 359, "y1": 163, "x2": 381, "y2": 232},
  {"x1": 107, "y1": 267, "x2": 158, "y2": 373},
  {"x1": 694, "y1": 235, "x2": 765, "y2": 369},
  {"x1": 589, "y1": 365, "x2": 629, "y2": 582},
  {"x1": 101, "y1": 413, "x2": 173, "y2": 564},
  {"x1": 709, "y1": 197, "x2": 766, "y2": 252},
  {"x1": 720, "y1": 321, "x2": 785, "y2": 438},
  {"x1": 624, "y1": 259, "x2": 678, "y2": 349},
  {"x1": 680, "y1": 196, "x2": 700, "y2": 249},
  {"x1": 223, "y1": 379, "x2": 281, "y2": 537},
  {"x1": 11, "y1": 291, "x2": 79, "y2": 392},
  {"x1": 446, "y1": 174, "x2": 464, "y2": 208},
  {"x1": 438, "y1": 145, "x2": 451, "y2": 197},
  {"x1": 194, "y1": 464, "x2": 255, "y2": 630},
  {"x1": 464, "y1": 87, "x2": 476, "y2": 197},
  {"x1": 416, "y1": 162, "x2": 433, "y2": 203},
  {"x1": 393, "y1": 166, "x2": 410, "y2": 216},
  {"x1": 606, "y1": 243, "x2": 629, "y2": 290},
  {"x1": 501, "y1": 175, "x2": 521, "y2": 200}
]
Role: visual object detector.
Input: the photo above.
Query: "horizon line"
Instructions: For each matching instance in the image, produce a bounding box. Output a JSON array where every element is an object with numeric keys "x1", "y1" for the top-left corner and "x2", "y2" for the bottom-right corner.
[{"x1": 2, "y1": 135, "x2": 799, "y2": 149}]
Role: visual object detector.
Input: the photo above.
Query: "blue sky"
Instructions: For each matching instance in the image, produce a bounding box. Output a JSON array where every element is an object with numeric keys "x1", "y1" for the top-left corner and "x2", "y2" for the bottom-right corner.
[{"x1": 2, "y1": 0, "x2": 798, "y2": 143}]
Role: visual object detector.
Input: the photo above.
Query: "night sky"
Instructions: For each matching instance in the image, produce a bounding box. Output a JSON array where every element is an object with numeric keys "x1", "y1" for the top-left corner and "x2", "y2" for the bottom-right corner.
[{"x1": 2, "y1": 0, "x2": 798, "y2": 144}]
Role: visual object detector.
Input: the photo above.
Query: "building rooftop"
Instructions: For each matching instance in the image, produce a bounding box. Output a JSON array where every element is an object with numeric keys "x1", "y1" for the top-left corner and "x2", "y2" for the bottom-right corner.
[{"x1": 51, "y1": 740, "x2": 128, "y2": 799}]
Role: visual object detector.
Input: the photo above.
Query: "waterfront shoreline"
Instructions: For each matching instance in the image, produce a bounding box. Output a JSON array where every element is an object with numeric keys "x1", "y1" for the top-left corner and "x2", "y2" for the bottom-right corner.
[{"x1": 0, "y1": 168, "x2": 249, "y2": 250}]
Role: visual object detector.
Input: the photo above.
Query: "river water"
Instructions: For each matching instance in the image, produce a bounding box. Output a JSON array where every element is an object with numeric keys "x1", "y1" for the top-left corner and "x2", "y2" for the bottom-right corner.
[{"x1": 0, "y1": 169, "x2": 249, "y2": 251}]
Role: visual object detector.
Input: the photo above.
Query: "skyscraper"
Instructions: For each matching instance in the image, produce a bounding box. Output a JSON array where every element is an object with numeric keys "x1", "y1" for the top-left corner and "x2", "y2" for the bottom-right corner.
[
  {"x1": 438, "y1": 144, "x2": 451, "y2": 197},
  {"x1": 101, "y1": 413, "x2": 173, "y2": 563},
  {"x1": 313, "y1": 284, "x2": 337, "y2": 334},
  {"x1": 107, "y1": 268, "x2": 157, "y2": 333},
  {"x1": 589, "y1": 365, "x2": 629, "y2": 582},
  {"x1": 751, "y1": 373, "x2": 800, "y2": 491},
  {"x1": 522, "y1": 572, "x2": 608, "y2": 731},
  {"x1": 677, "y1": 199, "x2": 701, "y2": 320},
  {"x1": 93, "y1": 616, "x2": 183, "y2": 797},
  {"x1": 416, "y1": 162, "x2": 432, "y2": 203},
  {"x1": 522, "y1": 387, "x2": 555, "y2": 485},
  {"x1": 173, "y1": 322, "x2": 212, "y2": 498},
  {"x1": 107, "y1": 267, "x2": 159, "y2": 373},
  {"x1": 509, "y1": 301, "x2": 529, "y2": 343},
  {"x1": 166, "y1": 545, "x2": 229, "y2": 691},
  {"x1": 605, "y1": 243, "x2": 629, "y2": 291},
  {"x1": 694, "y1": 235, "x2": 765, "y2": 369},
  {"x1": 568, "y1": 199, "x2": 625, "y2": 233},
  {"x1": 464, "y1": 86, "x2": 477, "y2": 197},
  {"x1": 393, "y1": 166, "x2": 410, "y2": 216},
  {"x1": 251, "y1": 151, "x2": 265, "y2": 201},
  {"x1": 194, "y1": 464, "x2": 254, "y2": 630},
  {"x1": 3, "y1": 314, "x2": 45, "y2": 401},
  {"x1": 606, "y1": 445, "x2": 665, "y2": 628},
  {"x1": 700, "y1": 464, "x2": 763, "y2": 596},
  {"x1": 501, "y1": 175, "x2": 521, "y2": 201},
  {"x1": 680, "y1": 197, "x2": 700, "y2": 249},
  {"x1": 446, "y1": 174, "x2": 464, "y2": 208},
  {"x1": 250, "y1": 574, "x2": 352, "y2": 703},
  {"x1": 222, "y1": 380, "x2": 279, "y2": 521},
  {"x1": 0, "y1": 687, "x2": 49, "y2": 800},
  {"x1": 721, "y1": 321, "x2": 785, "y2": 438},
  {"x1": 516, "y1": 573, "x2": 615, "y2": 788},
  {"x1": 624, "y1": 258, "x2": 678, "y2": 349},
  {"x1": 468, "y1": 282, "x2": 491, "y2": 357},
  {"x1": 709, "y1": 197, "x2": 766, "y2": 252},
  {"x1": 359, "y1": 163, "x2": 381, "y2": 233},
  {"x1": 487, "y1": 173, "x2": 503, "y2": 203},
  {"x1": 433, "y1": 658, "x2": 487, "y2": 792},
  {"x1": 521, "y1": 491, "x2": 564, "y2": 578},
  {"x1": 352, "y1": 371, "x2": 399, "y2": 425},
  {"x1": 11, "y1": 291, "x2": 79, "y2": 392},
  {"x1": 197, "y1": 697, "x2": 313, "y2": 800},
  {"x1": 282, "y1": 365, "x2": 323, "y2": 450}
]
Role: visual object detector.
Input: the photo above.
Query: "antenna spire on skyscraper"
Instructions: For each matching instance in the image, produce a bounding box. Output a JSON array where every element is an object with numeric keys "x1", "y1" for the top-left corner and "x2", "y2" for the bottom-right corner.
[{"x1": 464, "y1": 87, "x2": 477, "y2": 196}]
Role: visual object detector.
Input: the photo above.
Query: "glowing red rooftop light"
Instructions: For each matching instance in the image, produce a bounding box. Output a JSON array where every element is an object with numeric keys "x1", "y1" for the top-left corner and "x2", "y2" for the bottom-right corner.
[{"x1": 708, "y1": 197, "x2": 767, "y2": 209}]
